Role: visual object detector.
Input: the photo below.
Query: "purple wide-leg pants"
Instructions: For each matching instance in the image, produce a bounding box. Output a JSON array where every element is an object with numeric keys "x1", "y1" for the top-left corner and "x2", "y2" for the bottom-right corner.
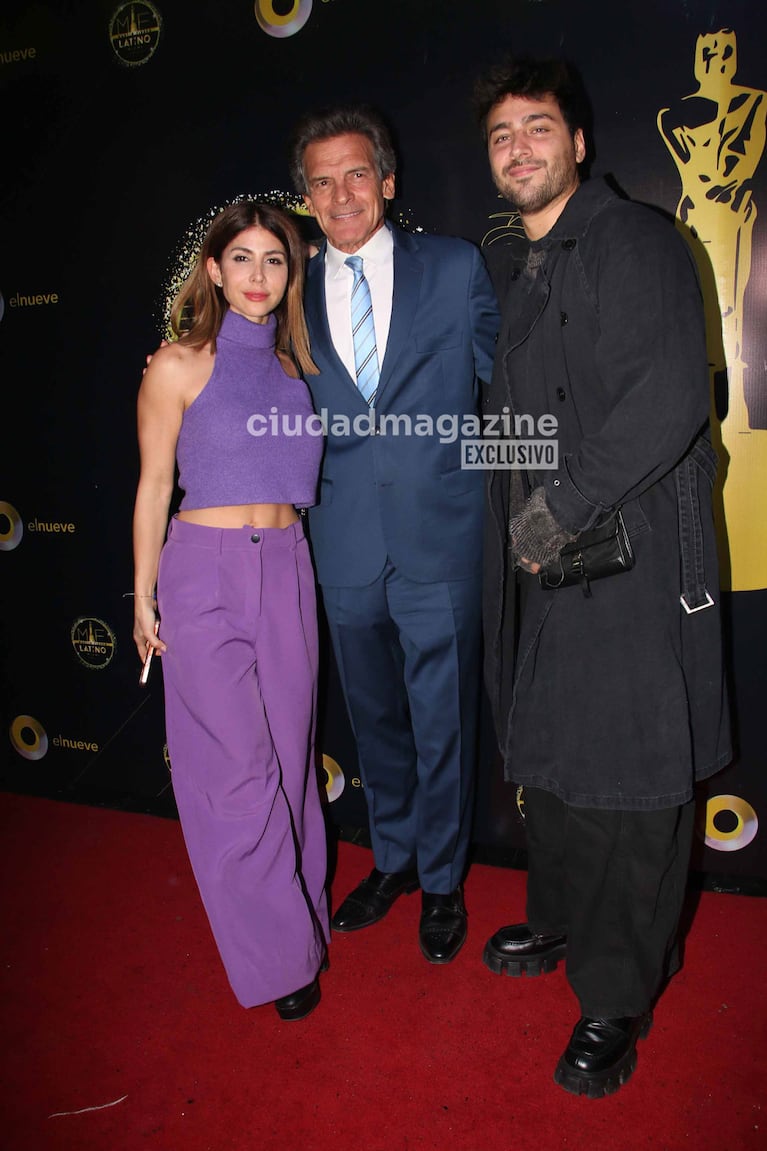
[{"x1": 156, "y1": 516, "x2": 329, "y2": 1008}]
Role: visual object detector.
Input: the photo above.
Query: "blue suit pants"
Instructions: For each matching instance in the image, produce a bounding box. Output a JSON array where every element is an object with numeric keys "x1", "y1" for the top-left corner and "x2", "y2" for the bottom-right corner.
[{"x1": 321, "y1": 559, "x2": 481, "y2": 893}]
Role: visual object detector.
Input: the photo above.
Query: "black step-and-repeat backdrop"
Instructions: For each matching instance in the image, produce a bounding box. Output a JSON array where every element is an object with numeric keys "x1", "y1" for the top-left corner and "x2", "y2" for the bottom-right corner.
[{"x1": 2, "y1": 0, "x2": 765, "y2": 889}]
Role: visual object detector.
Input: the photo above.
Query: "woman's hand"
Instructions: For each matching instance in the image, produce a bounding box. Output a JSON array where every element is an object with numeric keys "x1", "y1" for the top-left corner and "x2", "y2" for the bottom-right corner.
[{"x1": 133, "y1": 599, "x2": 166, "y2": 662}]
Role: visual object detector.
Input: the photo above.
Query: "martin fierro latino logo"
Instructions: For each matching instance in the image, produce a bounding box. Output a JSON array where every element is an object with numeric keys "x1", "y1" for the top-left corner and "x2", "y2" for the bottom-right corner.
[
  {"x1": 71, "y1": 617, "x2": 117, "y2": 670},
  {"x1": 109, "y1": 1, "x2": 162, "y2": 67}
]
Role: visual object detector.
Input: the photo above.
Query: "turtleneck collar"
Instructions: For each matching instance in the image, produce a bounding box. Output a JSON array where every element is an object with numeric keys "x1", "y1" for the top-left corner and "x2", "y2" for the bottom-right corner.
[{"x1": 218, "y1": 308, "x2": 277, "y2": 349}]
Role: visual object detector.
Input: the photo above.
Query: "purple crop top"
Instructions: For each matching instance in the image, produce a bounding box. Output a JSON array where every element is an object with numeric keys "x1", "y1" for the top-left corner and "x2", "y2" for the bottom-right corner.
[{"x1": 176, "y1": 310, "x2": 323, "y2": 510}]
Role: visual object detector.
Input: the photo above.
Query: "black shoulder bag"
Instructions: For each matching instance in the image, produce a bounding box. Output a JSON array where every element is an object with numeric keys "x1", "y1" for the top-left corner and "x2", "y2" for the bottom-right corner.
[{"x1": 538, "y1": 509, "x2": 634, "y2": 597}]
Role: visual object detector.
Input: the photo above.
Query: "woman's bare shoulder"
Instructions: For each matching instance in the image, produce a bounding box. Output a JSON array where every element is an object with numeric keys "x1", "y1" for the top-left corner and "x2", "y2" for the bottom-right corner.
[
  {"x1": 141, "y1": 338, "x2": 214, "y2": 406},
  {"x1": 154, "y1": 337, "x2": 212, "y2": 367}
]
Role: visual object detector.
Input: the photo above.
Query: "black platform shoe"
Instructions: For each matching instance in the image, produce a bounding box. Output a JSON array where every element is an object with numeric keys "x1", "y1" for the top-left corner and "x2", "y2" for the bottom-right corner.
[
  {"x1": 483, "y1": 923, "x2": 567, "y2": 977},
  {"x1": 554, "y1": 1012, "x2": 653, "y2": 1098}
]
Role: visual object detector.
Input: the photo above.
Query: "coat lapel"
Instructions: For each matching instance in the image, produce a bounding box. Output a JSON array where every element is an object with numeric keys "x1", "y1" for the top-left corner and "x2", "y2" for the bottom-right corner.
[{"x1": 377, "y1": 226, "x2": 421, "y2": 404}]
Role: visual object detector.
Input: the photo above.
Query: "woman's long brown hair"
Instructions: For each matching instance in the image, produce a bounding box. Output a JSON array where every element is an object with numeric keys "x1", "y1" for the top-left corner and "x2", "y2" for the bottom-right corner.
[{"x1": 169, "y1": 200, "x2": 318, "y2": 375}]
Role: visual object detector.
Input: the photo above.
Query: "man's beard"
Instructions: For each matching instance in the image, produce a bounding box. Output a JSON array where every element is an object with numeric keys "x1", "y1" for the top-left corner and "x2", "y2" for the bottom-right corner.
[{"x1": 495, "y1": 156, "x2": 576, "y2": 215}]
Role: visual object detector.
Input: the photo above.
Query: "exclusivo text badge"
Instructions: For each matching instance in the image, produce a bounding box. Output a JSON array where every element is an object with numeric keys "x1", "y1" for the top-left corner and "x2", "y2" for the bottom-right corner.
[{"x1": 461, "y1": 439, "x2": 560, "y2": 469}]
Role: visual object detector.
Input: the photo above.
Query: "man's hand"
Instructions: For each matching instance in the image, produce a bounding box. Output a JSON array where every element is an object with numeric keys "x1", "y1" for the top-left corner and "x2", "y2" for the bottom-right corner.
[
  {"x1": 510, "y1": 487, "x2": 575, "y2": 573},
  {"x1": 143, "y1": 339, "x2": 169, "y2": 376}
]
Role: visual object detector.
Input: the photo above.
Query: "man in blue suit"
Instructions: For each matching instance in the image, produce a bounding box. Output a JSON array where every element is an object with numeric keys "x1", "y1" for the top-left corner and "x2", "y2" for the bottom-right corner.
[{"x1": 289, "y1": 105, "x2": 499, "y2": 963}]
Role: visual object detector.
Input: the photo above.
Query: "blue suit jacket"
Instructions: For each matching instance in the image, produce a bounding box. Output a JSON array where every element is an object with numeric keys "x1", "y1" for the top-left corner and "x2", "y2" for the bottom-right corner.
[{"x1": 303, "y1": 224, "x2": 499, "y2": 587}]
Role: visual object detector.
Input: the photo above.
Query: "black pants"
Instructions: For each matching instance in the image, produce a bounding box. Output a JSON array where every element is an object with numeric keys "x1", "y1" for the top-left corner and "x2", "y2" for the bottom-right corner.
[{"x1": 524, "y1": 787, "x2": 695, "y2": 1018}]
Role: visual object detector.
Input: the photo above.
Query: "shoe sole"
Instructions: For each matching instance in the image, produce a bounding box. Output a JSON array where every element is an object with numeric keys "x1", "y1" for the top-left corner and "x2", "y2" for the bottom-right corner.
[
  {"x1": 482, "y1": 940, "x2": 567, "y2": 977},
  {"x1": 553, "y1": 1015, "x2": 653, "y2": 1099}
]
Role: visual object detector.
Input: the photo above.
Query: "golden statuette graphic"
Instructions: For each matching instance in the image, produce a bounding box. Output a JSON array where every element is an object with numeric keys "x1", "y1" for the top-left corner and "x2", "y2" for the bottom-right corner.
[{"x1": 658, "y1": 29, "x2": 767, "y2": 591}]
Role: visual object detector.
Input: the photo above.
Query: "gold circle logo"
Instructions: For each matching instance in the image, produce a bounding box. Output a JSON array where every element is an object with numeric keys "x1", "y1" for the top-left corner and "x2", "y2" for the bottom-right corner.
[
  {"x1": 71, "y1": 616, "x2": 117, "y2": 670},
  {"x1": 321, "y1": 754, "x2": 345, "y2": 803},
  {"x1": 254, "y1": 0, "x2": 312, "y2": 39},
  {"x1": 10, "y1": 715, "x2": 48, "y2": 761},
  {"x1": 0, "y1": 501, "x2": 23, "y2": 551},
  {"x1": 704, "y1": 794, "x2": 759, "y2": 852},
  {"x1": 109, "y1": 2, "x2": 162, "y2": 67}
]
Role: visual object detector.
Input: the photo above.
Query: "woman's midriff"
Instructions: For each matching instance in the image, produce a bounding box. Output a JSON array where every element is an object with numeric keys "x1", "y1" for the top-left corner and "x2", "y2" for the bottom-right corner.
[{"x1": 178, "y1": 504, "x2": 300, "y2": 530}]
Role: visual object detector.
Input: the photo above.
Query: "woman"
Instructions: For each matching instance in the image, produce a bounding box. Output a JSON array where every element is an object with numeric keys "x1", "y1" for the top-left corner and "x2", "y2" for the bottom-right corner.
[{"x1": 132, "y1": 201, "x2": 329, "y2": 1021}]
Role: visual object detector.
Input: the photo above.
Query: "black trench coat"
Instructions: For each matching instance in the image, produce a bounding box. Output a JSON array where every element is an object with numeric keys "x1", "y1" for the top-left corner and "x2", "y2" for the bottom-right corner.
[{"x1": 483, "y1": 179, "x2": 731, "y2": 810}]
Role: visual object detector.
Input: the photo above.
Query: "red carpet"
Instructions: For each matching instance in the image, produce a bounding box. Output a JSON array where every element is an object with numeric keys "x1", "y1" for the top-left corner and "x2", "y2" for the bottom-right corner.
[{"x1": 1, "y1": 792, "x2": 766, "y2": 1151}]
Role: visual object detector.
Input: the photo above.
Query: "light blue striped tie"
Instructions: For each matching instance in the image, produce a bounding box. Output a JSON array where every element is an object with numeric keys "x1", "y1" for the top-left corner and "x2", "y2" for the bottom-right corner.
[{"x1": 345, "y1": 255, "x2": 380, "y2": 406}]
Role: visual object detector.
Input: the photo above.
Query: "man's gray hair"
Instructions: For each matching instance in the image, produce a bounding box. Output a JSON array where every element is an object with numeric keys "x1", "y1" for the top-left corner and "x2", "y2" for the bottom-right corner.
[{"x1": 288, "y1": 104, "x2": 397, "y2": 194}]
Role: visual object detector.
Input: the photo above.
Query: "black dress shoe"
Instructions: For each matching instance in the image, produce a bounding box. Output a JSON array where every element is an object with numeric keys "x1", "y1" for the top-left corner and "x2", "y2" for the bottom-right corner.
[
  {"x1": 483, "y1": 922, "x2": 567, "y2": 977},
  {"x1": 554, "y1": 1012, "x2": 653, "y2": 1098},
  {"x1": 419, "y1": 888, "x2": 467, "y2": 964},
  {"x1": 331, "y1": 867, "x2": 419, "y2": 932},
  {"x1": 274, "y1": 977, "x2": 321, "y2": 1022}
]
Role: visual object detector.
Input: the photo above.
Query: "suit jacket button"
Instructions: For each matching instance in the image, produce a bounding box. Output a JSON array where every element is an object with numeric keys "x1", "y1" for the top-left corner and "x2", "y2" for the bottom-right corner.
[
  {"x1": 556, "y1": 388, "x2": 567, "y2": 402},
  {"x1": 562, "y1": 238, "x2": 576, "y2": 250}
]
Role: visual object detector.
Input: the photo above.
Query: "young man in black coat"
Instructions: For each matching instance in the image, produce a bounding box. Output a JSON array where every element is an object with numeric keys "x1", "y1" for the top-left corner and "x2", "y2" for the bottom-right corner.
[{"x1": 474, "y1": 56, "x2": 731, "y2": 1098}]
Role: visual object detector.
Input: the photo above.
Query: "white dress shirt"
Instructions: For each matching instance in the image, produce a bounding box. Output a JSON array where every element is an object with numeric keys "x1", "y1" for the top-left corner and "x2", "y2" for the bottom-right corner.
[{"x1": 323, "y1": 223, "x2": 394, "y2": 383}]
